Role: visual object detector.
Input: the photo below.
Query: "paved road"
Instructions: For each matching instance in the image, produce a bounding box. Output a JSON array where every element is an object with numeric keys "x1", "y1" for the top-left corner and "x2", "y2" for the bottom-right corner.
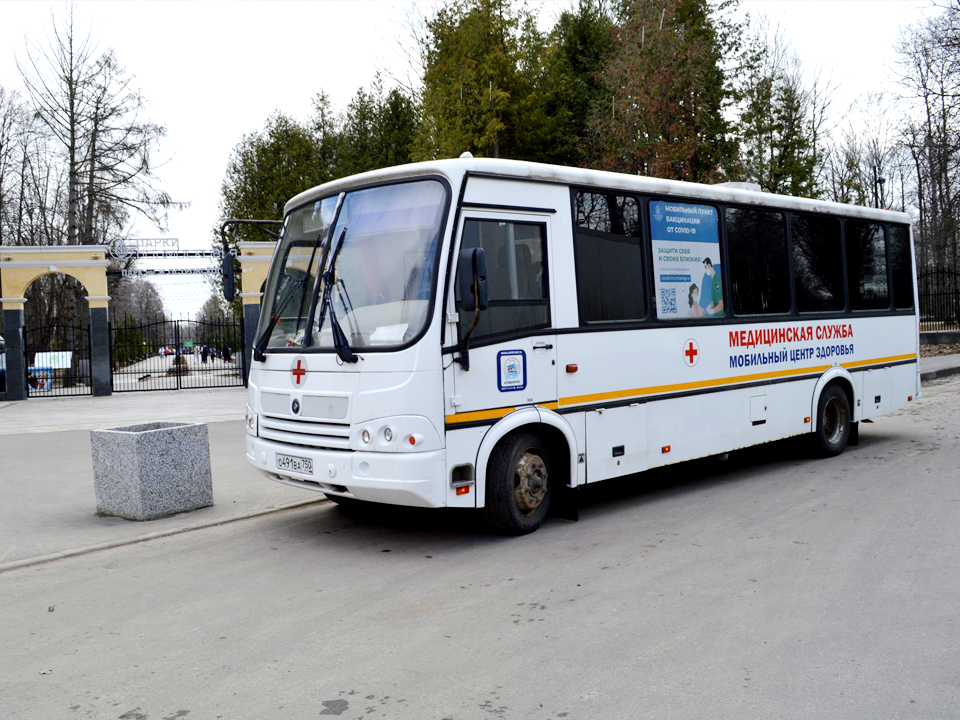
[
  {"x1": 0, "y1": 386, "x2": 247, "y2": 435},
  {"x1": 111, "y1": 353, "x2": 242, "y2": 392},
  {"x1": 2, "y1": 378, "x2": 958, "y2": 719}
]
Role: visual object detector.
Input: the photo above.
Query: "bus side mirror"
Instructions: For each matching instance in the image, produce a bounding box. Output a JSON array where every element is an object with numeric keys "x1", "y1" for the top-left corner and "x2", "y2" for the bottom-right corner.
[
  {"x1": 458, "y1": 247, "x2": 488, "y2": 312},
  {"x1": 222, "y1": 250, "x2": 236, "y2": 302}
]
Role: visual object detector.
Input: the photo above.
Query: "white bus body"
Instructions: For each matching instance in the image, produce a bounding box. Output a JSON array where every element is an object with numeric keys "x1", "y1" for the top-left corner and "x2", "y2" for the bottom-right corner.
[{"x1": 245, "y1": 158, "x2": 920, "y2": 534}]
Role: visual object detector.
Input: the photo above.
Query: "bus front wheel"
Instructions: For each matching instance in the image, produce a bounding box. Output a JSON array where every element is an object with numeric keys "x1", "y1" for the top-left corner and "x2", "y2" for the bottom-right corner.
[
  {"x1": 483, "y1": 431, "x2": 553, "y2": 535},
  {"x1": 813, "y1": 384, "x2": 851, "y2": 457}
]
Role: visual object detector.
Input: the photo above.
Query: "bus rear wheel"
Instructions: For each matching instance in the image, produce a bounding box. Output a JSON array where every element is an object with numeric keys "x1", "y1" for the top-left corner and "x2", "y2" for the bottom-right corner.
[
  {"x1": 483, "y1": 431, "x2": 553, "y2": 535},
  {"x1": 813, "y1": 384, "x2": 851, "y2": 457}
]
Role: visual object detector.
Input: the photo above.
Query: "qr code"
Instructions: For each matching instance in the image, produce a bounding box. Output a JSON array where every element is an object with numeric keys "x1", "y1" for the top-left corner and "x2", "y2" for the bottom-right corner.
[{"x1": 660, "y1": 287, "x2": 677, "y2": 314}]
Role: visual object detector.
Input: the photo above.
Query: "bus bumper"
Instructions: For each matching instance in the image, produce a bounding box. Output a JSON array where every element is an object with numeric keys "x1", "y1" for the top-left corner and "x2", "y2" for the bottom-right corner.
[{"x1": 246, "y1": 435, "x2": 446, "y2": 508}]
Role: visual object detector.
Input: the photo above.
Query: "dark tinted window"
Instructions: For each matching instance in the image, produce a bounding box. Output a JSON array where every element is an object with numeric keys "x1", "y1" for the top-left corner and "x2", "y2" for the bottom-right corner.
[
  {"x1": 574, "y1": 192, "x2": 644, "y2": 323},
  {"x1": 888, "y1": 225, "x2": 914, "y2": 309},
  {"x1": 791, "y1": 213, "x2": 844, "y2": 312},
  {"x1": 845, "y1": 220, "x2": 889, "y2": 310},
  {"x1": 456, "y1": 219, "x2": 549, "y2": 340},
  {"x1": 725, "y1": 207, "x2": 790, "y2": 315}
]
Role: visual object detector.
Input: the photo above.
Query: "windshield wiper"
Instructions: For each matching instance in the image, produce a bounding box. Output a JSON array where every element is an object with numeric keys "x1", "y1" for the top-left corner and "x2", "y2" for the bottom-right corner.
[
  {"x1": 315, "y1": 227, "x2": 358, "y2": 364},
  {"x1": 252, "y1": 274, "x2": 311, "y2": 362}
]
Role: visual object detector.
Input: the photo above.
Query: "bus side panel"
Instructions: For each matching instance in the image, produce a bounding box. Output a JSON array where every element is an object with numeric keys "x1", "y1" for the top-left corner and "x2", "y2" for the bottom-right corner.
[
  {"x1": 644, "y1": 379, "x2": 816, "y2": 471},
  {"x1": 444, "y1": 426, "x2": 486, "y2": 508}
]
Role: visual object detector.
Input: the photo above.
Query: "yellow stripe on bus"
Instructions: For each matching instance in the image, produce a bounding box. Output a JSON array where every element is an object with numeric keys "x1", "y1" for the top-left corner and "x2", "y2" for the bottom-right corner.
[
  {"x1": 445, "y1": 401, "x2": 558, "y2": 425},
  {"x1": 444, "y1": 353, "x2": 917, "y2": 424},
  {"x1": 841, "y1": 353, "x2": 917, "y2": 369}
]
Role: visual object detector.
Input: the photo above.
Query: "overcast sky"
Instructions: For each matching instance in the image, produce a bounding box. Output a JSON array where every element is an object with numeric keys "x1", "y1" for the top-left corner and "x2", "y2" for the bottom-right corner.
[{"x1": 0, "y1": 0, "x2": 939, "y2": 317}]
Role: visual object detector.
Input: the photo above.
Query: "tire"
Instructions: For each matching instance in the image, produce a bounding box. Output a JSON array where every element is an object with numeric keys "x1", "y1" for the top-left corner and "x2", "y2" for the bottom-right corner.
[
  {"x1": 483, "y1": 431, "x2": 553, "y2": 535},
  {"x1": 812, "y1": 384, "x2": 851, "y2": 457}
]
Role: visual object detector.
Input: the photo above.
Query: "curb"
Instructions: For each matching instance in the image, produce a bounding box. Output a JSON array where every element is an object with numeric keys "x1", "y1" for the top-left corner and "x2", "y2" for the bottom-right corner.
[
  {"x1": 921, "y1": 365, "x2": 960, "y2": 382},
  {"x1": 0, "y1": 497, "x2": 329, "y2": 574}
]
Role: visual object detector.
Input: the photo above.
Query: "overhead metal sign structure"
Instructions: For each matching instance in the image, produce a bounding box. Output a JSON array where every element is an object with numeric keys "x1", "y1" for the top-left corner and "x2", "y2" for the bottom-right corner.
[{"x1": 107, "y1": 238, "x2": 233, "y2": 276}]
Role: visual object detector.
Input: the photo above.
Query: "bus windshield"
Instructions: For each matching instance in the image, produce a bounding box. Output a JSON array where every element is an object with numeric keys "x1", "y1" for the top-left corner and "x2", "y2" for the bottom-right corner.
[{"x1": 257, "y1": 179, "x2": 448, "y2": 351}]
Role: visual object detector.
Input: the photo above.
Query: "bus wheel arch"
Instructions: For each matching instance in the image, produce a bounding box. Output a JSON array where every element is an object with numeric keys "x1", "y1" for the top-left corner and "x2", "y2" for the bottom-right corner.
[
  {"x1": 475, "y1": 408, "x2": 577, "y2": 522},
  {"x1": 812, "y1": 368, "x2": 856, "y2": 424},
  {"x1": 811, "y1": 370, "x2": 855, "y2": 457}
]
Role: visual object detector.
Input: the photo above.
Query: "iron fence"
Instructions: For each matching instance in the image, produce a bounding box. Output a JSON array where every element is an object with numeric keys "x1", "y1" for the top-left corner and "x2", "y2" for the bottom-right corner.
[
  {"x1": 919, "y1": 270, "x2": 960, "y2": 333},
  {"x1": 110, "y1": 316, "x2": 245, "y2": 392},
  {"x1": 24, "y1": 324, "x2": 92, "y2": 397}
]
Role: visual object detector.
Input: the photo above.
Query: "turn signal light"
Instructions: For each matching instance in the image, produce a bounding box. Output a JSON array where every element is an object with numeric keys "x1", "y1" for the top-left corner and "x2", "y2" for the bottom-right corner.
[
  {"x1": 456, "y1": 485, "x2": 470, "y2": 496},
  {"x1": 804, "y1": 416, "x2": 811, "y2": 424},
  {"x1": 908, "y1": 396, "x2": 913, "y2": 402},
  {"x1": 661, "y1": 445, "x2": 671, "y2": 454},
  {"x1": 566, "y1": 364, "x2": 578, "y2": 373}
]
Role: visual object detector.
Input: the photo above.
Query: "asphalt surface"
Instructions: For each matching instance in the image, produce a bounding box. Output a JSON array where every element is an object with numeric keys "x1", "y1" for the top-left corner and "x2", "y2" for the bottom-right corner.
[{"x1": 2, "y1": 377, "x2": 959, "y2": 719}]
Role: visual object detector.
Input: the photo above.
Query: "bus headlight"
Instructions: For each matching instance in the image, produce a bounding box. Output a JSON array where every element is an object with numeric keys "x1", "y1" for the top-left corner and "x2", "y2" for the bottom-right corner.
[
  {"x1": 245, "y1": 406, "x2": 258, "y2": 436},
  {"x1": 353, "y1": 417, "x2": 440, "y2": 452}
]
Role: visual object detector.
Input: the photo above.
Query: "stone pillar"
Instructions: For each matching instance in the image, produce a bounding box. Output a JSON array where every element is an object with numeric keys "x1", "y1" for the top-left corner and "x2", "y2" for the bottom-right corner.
[
  {"x1": 87, "y1": 298, "x2": 112, "y2": 397},
  {"x1": 241, "y1": 297, "x2": 261, "y2": 386},
  {"x1": 1, "y1": 304, "x2": 27, "y2": 401}
]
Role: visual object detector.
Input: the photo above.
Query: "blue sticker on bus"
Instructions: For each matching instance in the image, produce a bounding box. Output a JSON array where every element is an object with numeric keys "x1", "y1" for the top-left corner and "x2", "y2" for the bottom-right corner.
[{"x1": 497, "y1": 350, "x2": 526, "y2": 392}]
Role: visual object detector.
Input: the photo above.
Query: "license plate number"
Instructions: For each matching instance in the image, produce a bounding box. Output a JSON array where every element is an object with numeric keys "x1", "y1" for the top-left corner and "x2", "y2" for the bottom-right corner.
[{"x1": 276, "y1": 453, "x2": 313, "y2": 475}]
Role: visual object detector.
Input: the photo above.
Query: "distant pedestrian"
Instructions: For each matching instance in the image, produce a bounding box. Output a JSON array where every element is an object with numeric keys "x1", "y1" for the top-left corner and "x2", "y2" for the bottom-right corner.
[{"x1": 201, "y1": 346, "x2": 208, "y2": 364}]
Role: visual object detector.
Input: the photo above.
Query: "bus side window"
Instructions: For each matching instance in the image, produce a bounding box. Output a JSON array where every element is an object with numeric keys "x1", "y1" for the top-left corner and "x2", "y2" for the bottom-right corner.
[
  {"x1": 726, "y1": 207, "x2": 790, "y2": 315},
  {"x1": 456, "y1": 219, "x2": 550, "y2": 341},
  {"x1": 648, "y1": 200, "x2": 724, "y2": 320},
  {"x1": 573, "y1": 191, "x2": 644, "y2": 323},
  {"x1": 791, "y1": 213, "x2": 844, "y2": 313},
  {"x1": 888, "y1": 225, "x2": 914, "y2": 310},
  {"x1": 845, "y1": 220, "x2": 889, "y2": 310}
]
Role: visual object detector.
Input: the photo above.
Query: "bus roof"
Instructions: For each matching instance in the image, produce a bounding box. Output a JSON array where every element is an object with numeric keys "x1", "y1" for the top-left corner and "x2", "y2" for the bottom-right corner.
[{"x1": 284, "y1": 157, "x2": 912, "y2": 225}]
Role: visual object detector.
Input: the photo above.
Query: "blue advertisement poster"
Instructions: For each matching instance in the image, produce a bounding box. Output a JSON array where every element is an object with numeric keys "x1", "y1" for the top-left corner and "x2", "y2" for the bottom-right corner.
[{"x1": 648, "y1": 200, "x2": 724, "y2": 320}]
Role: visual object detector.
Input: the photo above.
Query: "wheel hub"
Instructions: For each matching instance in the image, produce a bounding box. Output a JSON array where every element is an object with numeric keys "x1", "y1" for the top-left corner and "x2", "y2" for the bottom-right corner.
[
  {"x1": 514, "y1": 451, "x2": 548, "y2": 517},
  {"x1": 823, "y1": 396, "x2": 848, "y2": 446}
]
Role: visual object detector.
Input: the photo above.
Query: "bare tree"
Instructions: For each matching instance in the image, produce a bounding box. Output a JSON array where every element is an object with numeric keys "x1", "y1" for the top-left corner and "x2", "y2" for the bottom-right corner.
[
  {"x1": 111, "y1": 277, "x2": 166, "y2": 323},
  {"x1": 896, "y1": 6, "x2": 960, "y2": 273},
  {"x1": 17, "y1": 6, "x2": 184, "y2": 249}
]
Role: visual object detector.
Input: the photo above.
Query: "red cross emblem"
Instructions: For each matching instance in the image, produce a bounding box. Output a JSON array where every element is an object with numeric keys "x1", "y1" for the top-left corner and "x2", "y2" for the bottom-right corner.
[
  {"x1": 683, "y1": 339, "x2": 699, "y2": 367},
  {"x1": 291, "y1": 357, "x2": 307, "y2": 386}
]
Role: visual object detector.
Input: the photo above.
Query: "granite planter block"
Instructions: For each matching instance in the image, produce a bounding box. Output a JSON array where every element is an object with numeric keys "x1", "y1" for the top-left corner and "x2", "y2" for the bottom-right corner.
[{"x1": 90, "y1": 421, "x2": 213, "y2": 520}]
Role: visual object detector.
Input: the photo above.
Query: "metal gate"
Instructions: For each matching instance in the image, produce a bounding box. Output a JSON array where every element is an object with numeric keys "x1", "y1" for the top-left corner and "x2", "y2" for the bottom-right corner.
[
  {"x1": 24, "y1": 324, "x2": 93, "y2": 397},
  {"x1": 110, "y1": 316, "x2": 245, "y2": 392},
  {"x1": 919, "y1": 270, "x2": 960, "y2": 332}
]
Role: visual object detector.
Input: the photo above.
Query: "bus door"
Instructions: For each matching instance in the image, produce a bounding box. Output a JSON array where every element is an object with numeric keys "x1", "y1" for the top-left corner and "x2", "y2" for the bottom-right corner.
[{"x1": 447, "y1": 211, "x2": 558, "y2": 424}]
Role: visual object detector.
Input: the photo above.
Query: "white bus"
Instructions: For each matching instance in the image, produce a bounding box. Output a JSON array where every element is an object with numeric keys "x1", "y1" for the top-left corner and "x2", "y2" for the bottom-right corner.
[{"x1": 245, "y1": 157, "x2": 919, "y2": 534}]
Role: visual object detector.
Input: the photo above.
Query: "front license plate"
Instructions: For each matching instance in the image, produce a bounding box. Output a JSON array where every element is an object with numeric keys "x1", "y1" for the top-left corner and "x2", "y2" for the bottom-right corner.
[{"x1": 276, "y1": 453, "x2": 313, "y2": 475}]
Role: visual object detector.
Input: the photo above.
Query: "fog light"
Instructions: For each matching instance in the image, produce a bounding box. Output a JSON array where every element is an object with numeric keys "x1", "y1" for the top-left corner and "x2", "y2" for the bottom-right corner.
[
  {"x1": 383, "y1": 427, "x2": 393, "y2": 442},
  {"x1": 361, "y1": 429, "x2": 371, "y2": 444}
]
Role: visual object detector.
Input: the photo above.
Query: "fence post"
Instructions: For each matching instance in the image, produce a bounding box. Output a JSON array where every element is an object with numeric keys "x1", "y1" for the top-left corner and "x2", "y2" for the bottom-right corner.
[
  {"x1": 175, "y1": 320, "x2": 182, "y2": 390},
  {"x1": 88, "y1": 306, "x2": 112, "y2": 397}
]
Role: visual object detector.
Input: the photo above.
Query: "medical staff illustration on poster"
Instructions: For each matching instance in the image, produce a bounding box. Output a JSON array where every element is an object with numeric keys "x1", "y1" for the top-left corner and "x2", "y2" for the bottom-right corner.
[{"x1": 648, "y1": 200, "x2": 724, "y2": 320}]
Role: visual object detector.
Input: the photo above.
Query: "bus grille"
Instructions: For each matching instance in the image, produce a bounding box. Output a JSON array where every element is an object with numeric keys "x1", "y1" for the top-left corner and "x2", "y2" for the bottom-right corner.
[{"x1": 259, "y1": 415, "x2": 351, "y2": 450}]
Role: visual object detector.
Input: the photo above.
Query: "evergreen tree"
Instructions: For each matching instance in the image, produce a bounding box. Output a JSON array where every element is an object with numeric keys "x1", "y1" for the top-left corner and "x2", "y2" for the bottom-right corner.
[
  {"x1": 733, "y1": 20, "x2": 828, "y2": 197},
  {"x1": 338, "y1": 78, "x2": 418, "y2": 176},
  {"x1": 217, "y1": 109, "x2": 333, "y2": 245},
  {"x1": 414, "y1": 0, "x2": 550, "y2": 161},
  {"x1": 542, "y1": 1, "x2": 615, "y2": 166},
  {"x1": 584, "y1": 0, "x2": 739, "y2": 182}
]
